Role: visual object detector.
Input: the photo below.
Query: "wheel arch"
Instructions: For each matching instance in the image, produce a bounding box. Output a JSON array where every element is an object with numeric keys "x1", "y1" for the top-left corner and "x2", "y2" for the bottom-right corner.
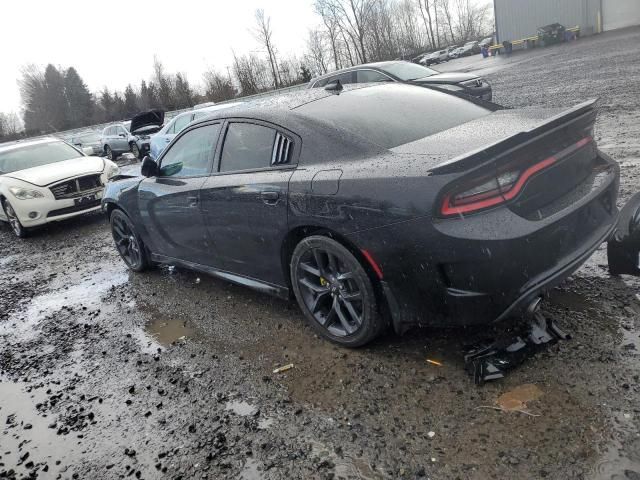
[{"x1": 281, "y1": 225, "x2": 390, "y2": 323}]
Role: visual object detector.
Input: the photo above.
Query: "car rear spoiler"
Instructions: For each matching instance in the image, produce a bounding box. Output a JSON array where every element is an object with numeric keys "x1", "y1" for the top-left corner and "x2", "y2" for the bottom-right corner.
[{"x1": 430, "y1": 99, "x2": 598, "y2": 175}]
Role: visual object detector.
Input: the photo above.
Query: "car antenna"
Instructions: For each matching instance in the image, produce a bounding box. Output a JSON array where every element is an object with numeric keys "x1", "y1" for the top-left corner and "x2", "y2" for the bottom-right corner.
[{"x1": 325, "y1": 79, "x2": 343, "y2": 94}]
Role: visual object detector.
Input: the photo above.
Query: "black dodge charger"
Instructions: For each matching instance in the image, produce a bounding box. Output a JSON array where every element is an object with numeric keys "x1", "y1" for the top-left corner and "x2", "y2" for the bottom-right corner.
[{"x1": 103, "y1": 83, "x2": 620, "y2": 347}]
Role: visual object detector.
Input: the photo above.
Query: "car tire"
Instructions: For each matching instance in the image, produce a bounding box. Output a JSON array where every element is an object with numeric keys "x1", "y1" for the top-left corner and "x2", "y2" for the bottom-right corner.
[
  {"x1": 105, "y1": 145, "x2": 118, "y2": 161},
  {"x1": 110, "y1": 209, "x2": 149, "y2": 272},
  {"x1": 290, "y1": 235, "x2": 383, "y2": 347},
  {"x1": 2, "y1": 199, "x2": 28, "y2": 238},
  {"x1": 131, "y1": 143, "x2": 141, "y2": 160}
]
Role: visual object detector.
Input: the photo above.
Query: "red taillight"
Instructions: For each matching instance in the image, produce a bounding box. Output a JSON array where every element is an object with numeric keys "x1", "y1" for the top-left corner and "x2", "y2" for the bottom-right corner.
[{"x1": 440, "y1": 136, "x2": 592, "y2": 217}]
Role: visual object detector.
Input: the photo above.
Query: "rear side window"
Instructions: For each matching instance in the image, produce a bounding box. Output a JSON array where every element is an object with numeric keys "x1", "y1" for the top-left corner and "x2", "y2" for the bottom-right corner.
[
  {"x1": 220, "y1": 123, "x2": 276, "y2": 172},
  {"x1": 160, "y1": 124, "x2": 220, "y2": 177},
  {"x1": 295, "y1": 83, "x2": 491, "y2": 149},
  {"x1": 171, "y1": 114, "x2": 193, "y2": 134}
]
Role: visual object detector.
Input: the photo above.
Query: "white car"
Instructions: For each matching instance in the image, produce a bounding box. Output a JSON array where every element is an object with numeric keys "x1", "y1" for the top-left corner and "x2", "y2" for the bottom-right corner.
[{"x1": 0, "y1": 137, "x2": 119, "y2": 238}]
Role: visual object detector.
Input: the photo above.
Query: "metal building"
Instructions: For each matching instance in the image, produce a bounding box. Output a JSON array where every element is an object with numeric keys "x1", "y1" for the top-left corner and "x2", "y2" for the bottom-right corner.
[{"x1": 494, "y1": 0, "x2": 640, "y2": 44}]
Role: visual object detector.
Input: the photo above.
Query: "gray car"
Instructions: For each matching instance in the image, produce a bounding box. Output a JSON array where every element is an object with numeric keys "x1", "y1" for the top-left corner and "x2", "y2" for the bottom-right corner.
[
  {"x1": 100, "y1": 124, "x2": 130, "y2": 161},
  {"x1": 70, "y1": 131, "x2": 103, "y2": 156},
  {"x1": 100, "y1": 110, "x2": 165, "y2": 161}
]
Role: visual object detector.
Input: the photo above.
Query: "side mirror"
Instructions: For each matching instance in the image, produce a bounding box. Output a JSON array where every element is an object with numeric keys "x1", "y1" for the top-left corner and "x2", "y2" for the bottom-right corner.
[
  {"x1": 140, "y1": 156, "x2": 159, "y2": 177},
  {"x1": 82, "y1": 146, "x2": 94, "y2": 156},
  {"x1": 119, "y1": 133, "x2": 126, "y2": 138}
]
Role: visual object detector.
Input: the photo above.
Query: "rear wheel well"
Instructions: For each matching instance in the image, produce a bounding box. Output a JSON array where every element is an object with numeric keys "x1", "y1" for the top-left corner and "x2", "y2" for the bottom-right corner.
[{"x1": 281, "y1": 226, "x2": 389, "y2": 321}]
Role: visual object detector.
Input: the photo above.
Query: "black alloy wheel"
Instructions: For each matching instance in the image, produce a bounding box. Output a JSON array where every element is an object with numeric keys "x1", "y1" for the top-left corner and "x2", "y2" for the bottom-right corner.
[
  {"x1": 291, "y1": 235, "x2": 383, "y2": 347},
  {"x1": 2, "y1": 199, "x2": 27, "y2": 238},
  {"x1": 110, "y1": 209, "x2": 148, "y2": 271}
]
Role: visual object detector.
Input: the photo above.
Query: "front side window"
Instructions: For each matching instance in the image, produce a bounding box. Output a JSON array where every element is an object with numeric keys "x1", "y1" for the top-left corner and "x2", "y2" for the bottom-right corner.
[
  {"x1": 219, "y1": 123, "x2": 276, "y2": 173},
  {"x1": 327, "y1": 72, "x2": 355, "y2": 86},
  {"x1": 356, "y1": 70, "x2": 392, "y2": 83},
  {"x1": 116, "y1": 127, "x2": 127, "y2": 136},
  {"x1": 159, "y1": 124, "x2": 220, "y2": 177}
]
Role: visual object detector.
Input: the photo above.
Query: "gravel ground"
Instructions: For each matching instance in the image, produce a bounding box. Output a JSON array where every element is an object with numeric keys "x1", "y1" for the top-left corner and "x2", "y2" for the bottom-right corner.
[{"x1": 2, "y1": 27, "x2": 640, "y2": 480}]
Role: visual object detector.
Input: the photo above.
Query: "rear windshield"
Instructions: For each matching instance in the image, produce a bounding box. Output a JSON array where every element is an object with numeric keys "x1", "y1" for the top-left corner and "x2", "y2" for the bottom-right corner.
[
  {"x1": 0, "y1": 141, "x2": 82, "y2": 174},
  {"x1": 295, "y1": 84, "x2": 491, "y2": 149}
]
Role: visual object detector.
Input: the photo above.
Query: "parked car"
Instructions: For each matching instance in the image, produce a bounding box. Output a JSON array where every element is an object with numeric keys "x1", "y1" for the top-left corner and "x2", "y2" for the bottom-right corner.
[
  {"x1": 150, "y1": 103, "x2": 242, "y2": 160},
  {"x1": 0, "y1": 138, "x2": 119, "y2": 237},
  {"x1": 103, "y1": 83, "x2": 623, "y2": 348},
  {"x1": 458, "y1": 41, "x2": 481, "y2": 57},
  {"x1": 70, "y1": 131, "x2": 103, "y2": 156},
  {"x1": 100, "y1": 110, "x2": 165, "y2": 161},
  {"x1": 422, "y1": 50, "x2": 449, "y2": 65},
  {"x1": 308, "y1": 60, "x2": 492, "y2": 101},
  {"x1": 448, "y1": 46, "x2": 464, "y2": 59},
  {"x1": 479, "y1": 36, "x2": 493, "y2": 48}
]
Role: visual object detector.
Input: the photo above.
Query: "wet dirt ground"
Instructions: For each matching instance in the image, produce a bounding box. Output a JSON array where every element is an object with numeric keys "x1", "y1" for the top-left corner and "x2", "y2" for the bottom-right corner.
[{"x1": 2, "y1": 27, "x2": 640, "y2": 480}]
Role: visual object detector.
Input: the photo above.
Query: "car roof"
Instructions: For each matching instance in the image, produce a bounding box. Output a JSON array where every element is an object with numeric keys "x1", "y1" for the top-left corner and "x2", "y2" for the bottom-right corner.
[
  {"x1": 188, "y1": 82, "x2": 458, "y2": 136},
  {"x1": 0, "y1": 137, "x2": 61, "y2": 153}
]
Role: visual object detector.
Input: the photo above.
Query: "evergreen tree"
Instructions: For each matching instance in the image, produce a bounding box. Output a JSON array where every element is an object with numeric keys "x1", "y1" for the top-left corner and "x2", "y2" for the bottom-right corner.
[
  {"x1": 100, "y1": 88, "x2": 116, "y2": 122},
  {"x1": 43, "y1": 64, "x2": 69, "y2": 131},
  {"x1": 173, "y1": 73, "x2": 194, "y2": 109},
  {"x1": 113, "y1": 93, "x2": 127, "y2": 120},
  {"x1": 299, "y1": 64, "x2": 312, "y2": 83},
  {"x1": 124, "y1": 84, "x2": 139, "y2": 117},
  {"x1": 64, "y1": 67, "x2": 93, "y2": 128}
]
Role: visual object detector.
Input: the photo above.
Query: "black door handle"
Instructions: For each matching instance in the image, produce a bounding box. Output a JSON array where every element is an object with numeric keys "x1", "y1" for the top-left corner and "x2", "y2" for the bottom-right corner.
[
  {"x1": 261, "y1": 191, "x2": 279, "y2": 203},
  {"x1": 187, "y1": 196, "x2": 198, "y2": 207}
]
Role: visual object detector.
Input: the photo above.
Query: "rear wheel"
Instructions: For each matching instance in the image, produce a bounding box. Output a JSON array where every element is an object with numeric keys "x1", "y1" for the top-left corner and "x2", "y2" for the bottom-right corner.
[
  {"x1": 2, "y1": 199, "x2": 28, "y2": 238},
  {"x1": 290, "y1": 236, "x2": 383, "y2": 347},
  {"x1": 110, "y1": 209, "x2": 148, "y2": 271}
]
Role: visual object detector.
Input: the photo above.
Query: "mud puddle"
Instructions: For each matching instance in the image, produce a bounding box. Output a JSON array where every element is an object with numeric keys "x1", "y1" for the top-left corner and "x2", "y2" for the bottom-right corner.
[
  {"x1": 145, "y1": 314, "x2": 194, "y2": 346},
  {"x1": 309, "y1": 439, "x2": 381, "y2": 480},
  {"x1": 0, "y1": 264, "x2": 128, "y2": 339},
  {"x1": 497, "y1": 384, "x2": 543, "y2": 411},
  {"x1": 0, "y1": 380, "x2": 82, "y2": 478}
]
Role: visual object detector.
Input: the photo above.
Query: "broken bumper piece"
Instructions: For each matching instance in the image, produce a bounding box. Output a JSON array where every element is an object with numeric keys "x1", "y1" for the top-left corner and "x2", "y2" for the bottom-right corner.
[{"x1": 464, "y1": 312, "x2": 570, "y2": 385}]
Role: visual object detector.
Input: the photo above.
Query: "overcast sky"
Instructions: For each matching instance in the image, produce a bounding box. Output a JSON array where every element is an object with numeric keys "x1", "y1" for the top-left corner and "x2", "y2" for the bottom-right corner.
[{"x1": 0, "y1": 0, "x2": 319, "y2": 113}]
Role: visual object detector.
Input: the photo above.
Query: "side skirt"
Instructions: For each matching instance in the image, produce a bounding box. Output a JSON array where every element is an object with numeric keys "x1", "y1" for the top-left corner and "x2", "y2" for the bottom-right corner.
[{"x1": 149, "y1": 253, "x2": 290, "y2": 300}]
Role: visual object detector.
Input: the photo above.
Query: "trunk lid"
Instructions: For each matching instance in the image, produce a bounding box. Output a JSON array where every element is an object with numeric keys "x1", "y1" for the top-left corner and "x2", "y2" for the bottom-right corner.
[{"x1": 392, "y1": 100, "x2": 604, "y2": 220}]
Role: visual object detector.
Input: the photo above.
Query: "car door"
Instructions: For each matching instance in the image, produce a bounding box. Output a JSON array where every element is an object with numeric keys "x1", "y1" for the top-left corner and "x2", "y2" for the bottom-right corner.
[
  {"x1": 199, "y1": 120, "x2": 298, "y2": 286},
  {"x1": 114, "y1": 126, "x2": 128, "y2": 152},
  {"x1": 137, "y1": 122, "x2": 222, "y2": 266}
]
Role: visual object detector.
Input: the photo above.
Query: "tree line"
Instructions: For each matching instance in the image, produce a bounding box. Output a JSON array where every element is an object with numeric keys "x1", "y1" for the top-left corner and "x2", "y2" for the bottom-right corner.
[{"x1": 1, "y1": 0, "x2": 490, "y2": 140}]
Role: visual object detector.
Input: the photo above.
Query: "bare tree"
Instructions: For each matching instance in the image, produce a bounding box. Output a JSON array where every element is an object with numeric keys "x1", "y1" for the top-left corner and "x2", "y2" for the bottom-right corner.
[
  {"x1": 253, "y1": 9, "x2": 281, "y2": 89},
  {"x1": 307, "y1": 29, "x2": 329, "y2": 75},
  {"x1": 202, "y1": 69, "x2": 236, "y2": 102},
  {"x1": 315, "y1": 0, "x2": 376, "y2": 64},
  {"x1": 417, "y1": 0, "x2": 438, "y2": 49}
]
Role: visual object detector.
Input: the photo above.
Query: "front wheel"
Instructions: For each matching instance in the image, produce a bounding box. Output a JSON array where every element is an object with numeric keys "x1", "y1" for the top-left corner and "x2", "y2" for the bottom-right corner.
[
  {"x1": 105, "y1": 145, "x2": 117, "y2": 161},
  {"x1": 290, "y1": 236, "x2": 383, "y2": 347},
  {"x1": 131, "y1": 143, "x2": 141, "y2": 159},
  {"x1": 110, "y1": 209, "x2": 148, "y2": 271},
  {"x1": 2, "y1": 199, "x2": 28, "y2": 238}
]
